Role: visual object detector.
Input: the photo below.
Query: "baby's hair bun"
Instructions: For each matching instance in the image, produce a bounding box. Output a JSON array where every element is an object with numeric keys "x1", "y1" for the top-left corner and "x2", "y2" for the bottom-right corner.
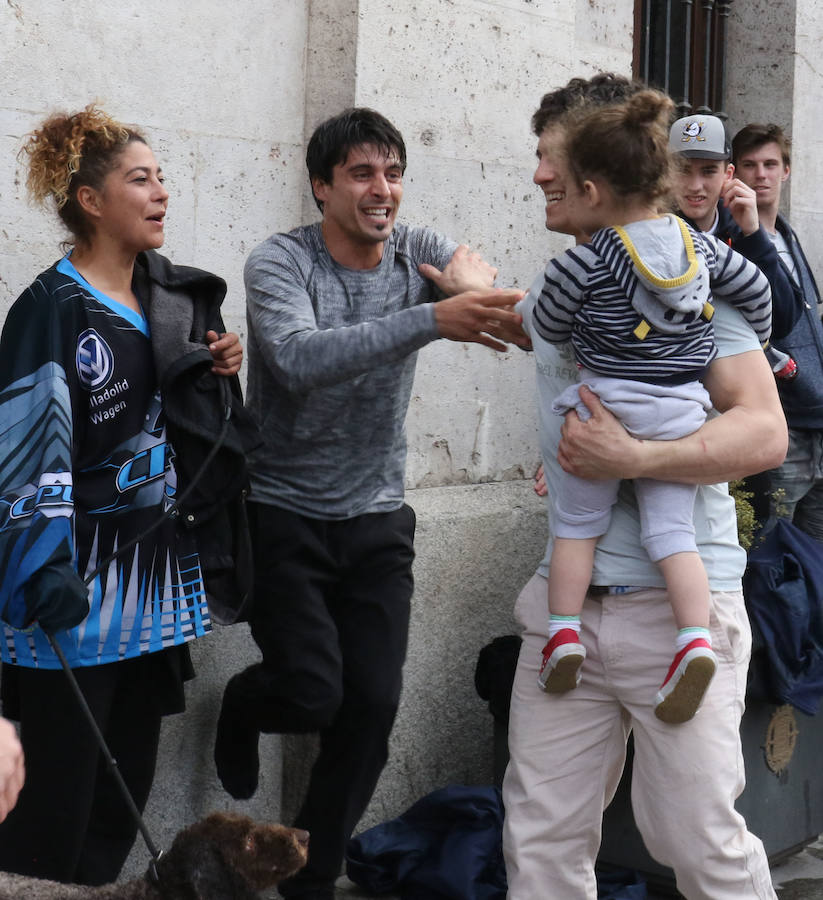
[{"x1": 623, "y1": 90, "x2": 675, "y2": 128}]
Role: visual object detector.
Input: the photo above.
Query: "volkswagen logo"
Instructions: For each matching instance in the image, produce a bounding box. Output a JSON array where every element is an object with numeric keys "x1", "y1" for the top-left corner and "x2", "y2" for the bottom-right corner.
[{"x1": 76, "y1": 329, "x2": 114, "y2": 390}]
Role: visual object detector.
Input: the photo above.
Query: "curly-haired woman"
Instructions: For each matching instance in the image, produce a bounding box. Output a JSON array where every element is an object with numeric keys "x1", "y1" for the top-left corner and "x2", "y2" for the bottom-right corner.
[{"x1": 0, "y1": 105, "x2": 250, "y2": 884}]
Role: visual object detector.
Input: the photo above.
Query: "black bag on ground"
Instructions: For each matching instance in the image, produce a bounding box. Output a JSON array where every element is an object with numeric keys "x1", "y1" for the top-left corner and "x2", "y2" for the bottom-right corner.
[{"x1": 345, "y1": 784, "x2": 506, "y2": 899}]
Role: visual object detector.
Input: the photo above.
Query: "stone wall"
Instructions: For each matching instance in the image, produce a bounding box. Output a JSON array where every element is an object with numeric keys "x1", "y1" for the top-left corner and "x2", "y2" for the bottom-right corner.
[
  {"x1": 789, "y1": 0, "x2": 823, "y2": 272},
  {"x1": 726, "y1": 0, "x2": 823, "y2": 267}
]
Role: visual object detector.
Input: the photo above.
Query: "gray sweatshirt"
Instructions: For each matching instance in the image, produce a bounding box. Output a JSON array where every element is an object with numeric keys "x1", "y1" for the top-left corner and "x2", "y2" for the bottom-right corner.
[{"x1": 244, "y1": 222, "x2": 456, "y2": 519}]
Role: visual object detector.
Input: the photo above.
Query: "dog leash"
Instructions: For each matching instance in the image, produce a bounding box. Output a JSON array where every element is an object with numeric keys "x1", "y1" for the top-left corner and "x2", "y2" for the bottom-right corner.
[
  {"x1": 47, "y1": 634, "x2": 165, "y2": 881},
  {"x1": 46, "y1": 376, "x2": 234, "y2": 884}
]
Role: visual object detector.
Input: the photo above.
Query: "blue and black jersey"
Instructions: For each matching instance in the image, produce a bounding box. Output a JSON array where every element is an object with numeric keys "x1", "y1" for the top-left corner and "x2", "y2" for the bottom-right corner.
[{"x1": 0, "y1": 257, "x2": 211, "y2": 668}]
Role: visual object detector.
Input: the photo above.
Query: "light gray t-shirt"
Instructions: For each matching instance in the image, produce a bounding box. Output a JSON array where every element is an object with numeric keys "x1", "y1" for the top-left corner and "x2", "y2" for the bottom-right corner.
[
  {"x1": 768, "y1": 229, "x2": 799, "y2": 285},
  {"x1": 244, "y1": 222, "x2": 456, "y2": 519},
  {"x1": 519, "y1": 277, "x2": 758, "y2": 591}
]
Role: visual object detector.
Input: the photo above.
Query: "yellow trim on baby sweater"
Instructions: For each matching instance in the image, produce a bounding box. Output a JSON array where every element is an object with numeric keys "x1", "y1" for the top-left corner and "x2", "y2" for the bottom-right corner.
[{"x1": 613, "y1": 216, "x2": 699, "y2": 289}]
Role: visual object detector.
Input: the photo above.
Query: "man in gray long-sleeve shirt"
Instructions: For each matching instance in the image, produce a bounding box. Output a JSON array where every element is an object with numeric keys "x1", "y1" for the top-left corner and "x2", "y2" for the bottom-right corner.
[{"x1": 214, "y1": 107, "x2": 524, "y2": 900}]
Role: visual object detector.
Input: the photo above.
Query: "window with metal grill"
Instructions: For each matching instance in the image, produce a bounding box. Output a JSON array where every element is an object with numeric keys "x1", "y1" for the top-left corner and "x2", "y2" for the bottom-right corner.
[{"x1": 633, "y1": 0, "x2": 732, "y2": 118}]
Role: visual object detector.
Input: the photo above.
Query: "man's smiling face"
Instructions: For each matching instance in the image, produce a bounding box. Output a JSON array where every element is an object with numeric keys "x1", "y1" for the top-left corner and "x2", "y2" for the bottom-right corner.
[
  {"x1": 533, "y1": 124, "x2": 585, "y2": 239},
  {"x1": 312, "y1": 143, "x2": 404, "y2": 256}
]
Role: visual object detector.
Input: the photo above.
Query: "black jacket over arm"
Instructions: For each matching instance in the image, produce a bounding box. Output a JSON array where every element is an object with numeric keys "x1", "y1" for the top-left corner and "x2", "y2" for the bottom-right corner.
[{"x1": 135, "y1": 250, "x2": 262, "y2": 624}]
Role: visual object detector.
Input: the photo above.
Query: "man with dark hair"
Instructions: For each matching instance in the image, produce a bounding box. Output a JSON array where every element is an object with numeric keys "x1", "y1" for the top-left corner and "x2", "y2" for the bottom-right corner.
[
  {"x1": 304, "y1": 106, "x2": 408, "y2": 206},
  {"x1": 214, "y1": 107, "x2": 524, "y2": 900},
  {"x1": 732, "y1": 123, "x2": 823, "y2": 540},
  {"x1": 501, "y1": 74, "x2": 782, "y2": 899},
  {"x1": 733, "y1": 122, "x2": 792, "y2": 169},
  {"x1": 530, "y1": 72, "x2": 645, "y2": 136}
]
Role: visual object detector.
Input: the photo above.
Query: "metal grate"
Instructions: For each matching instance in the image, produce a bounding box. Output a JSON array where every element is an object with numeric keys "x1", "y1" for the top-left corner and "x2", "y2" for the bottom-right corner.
[{"x1": 634, "y1": 0, "x2": 732, "y2": 119}]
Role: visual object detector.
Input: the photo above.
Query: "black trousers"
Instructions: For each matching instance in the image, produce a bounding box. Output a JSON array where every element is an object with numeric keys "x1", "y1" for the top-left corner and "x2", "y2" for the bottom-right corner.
[
  {"x1": 241, "y1": 501, "x2": 415, "y2": 897},
  {"x1": 0, "y1": 649, "x2": 184, "y2": 884}
]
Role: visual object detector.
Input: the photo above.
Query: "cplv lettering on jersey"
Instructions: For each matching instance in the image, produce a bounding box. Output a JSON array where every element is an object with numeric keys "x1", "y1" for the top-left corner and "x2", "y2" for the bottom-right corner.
[
  {"x1": 116, "y1": 443, "x2": 173, "y2": 492},
  {"x1": 1, "y1": 473, "x2": 74, "y2": 530}
]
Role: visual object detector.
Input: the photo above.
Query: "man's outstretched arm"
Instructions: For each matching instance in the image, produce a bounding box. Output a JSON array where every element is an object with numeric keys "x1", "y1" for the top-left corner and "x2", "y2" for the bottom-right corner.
[
  {"x1": 247, "y1": 241, "x2": 524, "y2": 393},
  {"x1": 421, "y1": 244, "x2": 530, "y2": 350}
]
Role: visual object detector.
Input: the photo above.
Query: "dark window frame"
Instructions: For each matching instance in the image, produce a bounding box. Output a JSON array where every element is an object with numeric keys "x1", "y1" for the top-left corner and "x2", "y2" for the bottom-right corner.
[{"x1": 633, "y1": 0, "x2": 733, "y2": 118}]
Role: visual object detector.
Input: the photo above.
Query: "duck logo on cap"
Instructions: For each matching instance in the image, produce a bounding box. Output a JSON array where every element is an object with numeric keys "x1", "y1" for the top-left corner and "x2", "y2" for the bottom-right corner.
[{"x1": 681, "y1": 120, "x2": 706, "y2": 143}]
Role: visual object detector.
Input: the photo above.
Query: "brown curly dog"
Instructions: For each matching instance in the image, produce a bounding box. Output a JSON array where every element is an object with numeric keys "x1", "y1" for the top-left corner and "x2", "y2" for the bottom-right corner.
[{"x1": 0, "y1": 811, "x2": 309, "y2": 899}]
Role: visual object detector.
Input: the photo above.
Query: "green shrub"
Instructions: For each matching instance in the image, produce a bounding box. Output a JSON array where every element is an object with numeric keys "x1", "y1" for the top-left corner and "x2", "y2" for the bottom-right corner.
[{"x1": 730, "y1": 479, "x2": 756, "y2": 551}]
